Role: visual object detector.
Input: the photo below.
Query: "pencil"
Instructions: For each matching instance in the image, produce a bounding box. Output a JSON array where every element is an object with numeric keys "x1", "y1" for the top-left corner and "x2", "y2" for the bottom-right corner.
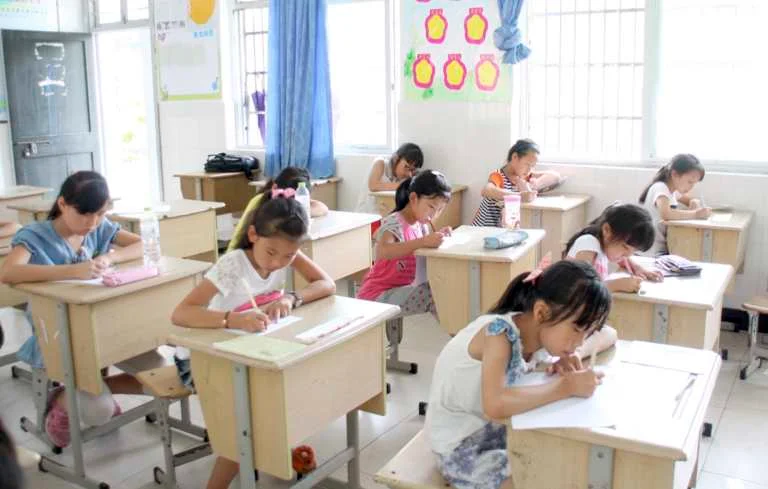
[{"x1": 240, "y1": 278, "x2": 259, "y2": 311}]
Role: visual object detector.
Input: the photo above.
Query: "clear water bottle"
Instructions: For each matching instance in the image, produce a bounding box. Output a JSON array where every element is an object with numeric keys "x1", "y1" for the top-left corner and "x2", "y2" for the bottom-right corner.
[
  {"x1": 295, "y1": 181, "x2": 312, "y2": 224},
  {"x1": 139, "y1": 208, "x2": 162, "y2": 271}
]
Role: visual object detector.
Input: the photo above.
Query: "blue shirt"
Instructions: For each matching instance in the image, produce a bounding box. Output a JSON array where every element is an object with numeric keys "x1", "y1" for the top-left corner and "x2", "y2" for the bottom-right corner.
[{"x1": 12, "y1": 219, "x2": 121, "y2": 368}]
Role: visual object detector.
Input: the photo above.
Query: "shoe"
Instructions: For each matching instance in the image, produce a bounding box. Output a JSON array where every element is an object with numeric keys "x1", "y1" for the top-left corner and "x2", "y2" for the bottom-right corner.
[
  {"x1": 44, "y1": 387, "x2": 70, "y2": 448},
  {"x1": 291, "y1": 445, "x2": 316, "y2": 474}
]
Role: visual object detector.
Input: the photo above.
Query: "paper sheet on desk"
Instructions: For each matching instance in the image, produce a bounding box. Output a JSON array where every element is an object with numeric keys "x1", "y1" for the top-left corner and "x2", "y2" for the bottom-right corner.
[
  {"x1": 224, "y1": 315, "x2": 302, "y2": 336},
  {"x1": 53, "y1": 278, "x2": 104, "y2": 286},
  {"x1": 439, "y1": 234, "x2": 472, "y2": 248},
  {"x1": 620, "y1": 341, "x2": 711, "y2": 374},
  {"x1": 709, "y1": 213, "x2": 732, "y2": 223}
]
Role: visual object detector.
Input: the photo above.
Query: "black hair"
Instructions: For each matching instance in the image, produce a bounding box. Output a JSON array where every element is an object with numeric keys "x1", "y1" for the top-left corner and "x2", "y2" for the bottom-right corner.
[
  {"x1": 393, "y1": 170, "x2": 452, "y2": 213},
  {"x1": 257, "y1": 166, "x2": 311, "y2": 198},
  {"x1": 490, "y1": 260, "x2": 611, "y2": 331},
  {"x1": 390, "y1": 143, "x2": 424, "y2": 170},
  {"x1": 639, "y1": 154, "x2": 705, "y2": 204},
  {"x1": 0, "y1": 417, "x2": 24, "y2": 489},
  {"x1": 48, "y1": 171, "x2": 111, "y2": 220},
  {"x1": 564, "y1": 203, "x2": 655, "y2": 257},
  {"x1": 506, "y1": 138, "x2": 540, "y2": 163},
  {"x1": 235, "y1": 195, "x2": 308, "y2": 250}
]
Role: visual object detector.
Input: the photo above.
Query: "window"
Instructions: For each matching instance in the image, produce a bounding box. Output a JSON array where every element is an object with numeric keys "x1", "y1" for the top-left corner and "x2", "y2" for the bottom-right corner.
[
  {"x1": 96, "y1": 0, "x2": 149, "y2": 26},
  {"x1": 656, "y1": 0, "x2": 768, "y2": 162},
  {"x1": 234, "y1": 4, "x2": 269, "y2": 147},
  {"x1": 233, "y1": 0, "x2": 393, "y2": 150},
  {"x1": 327, "y1": 0, "x2": 391, "y2": 150},
  {"x1": 522, "y1": 0, "x2": 645, "y2": 160},
  {"x1": 522, "y1": 0, "x2": 768, "y2": 164}
]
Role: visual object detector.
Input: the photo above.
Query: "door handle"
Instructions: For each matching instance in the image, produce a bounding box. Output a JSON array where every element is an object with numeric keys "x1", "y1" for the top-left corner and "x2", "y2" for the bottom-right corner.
[{"x1": 16, "y1": 140, "x2": 51, "y2": 157}]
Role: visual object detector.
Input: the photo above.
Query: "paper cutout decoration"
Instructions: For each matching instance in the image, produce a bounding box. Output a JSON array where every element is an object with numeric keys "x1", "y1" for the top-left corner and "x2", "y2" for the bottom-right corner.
[
  {"x1": 464, "y1": 7, "x2": 488, "y2": 44},
  {"x1": 443, "y1": 54, "x2": 467, "y2": 90},
  {"x1": 413, "y1": 54, "x2": 436, "y2": 89},
  {"x1": 475, "y1": 54, "x2": 500, "y2": 91},
  {"x1": 425, "y1": 9, "x2": 448, "y2": 44},
  {"x1": 188, "y1": 0, "x2": 215, "y2": 25}
]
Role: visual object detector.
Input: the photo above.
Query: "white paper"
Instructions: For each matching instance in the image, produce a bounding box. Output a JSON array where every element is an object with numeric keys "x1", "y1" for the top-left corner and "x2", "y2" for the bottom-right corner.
[
  {"x1": 709, "y1": 213, "x2": 732, "y2": 223},
  {"x1": 439, "y1": 234, "x2": 471, "y2": 248},
  {"x1": 224, "y1": 315, "x2": 302, "y2": 336},
  {"x1": 620, "y1": 341, "x2": 711, "y2": 374},
  {"x1": 53, "y1": 278, "x2": 104, "y2": 286}
]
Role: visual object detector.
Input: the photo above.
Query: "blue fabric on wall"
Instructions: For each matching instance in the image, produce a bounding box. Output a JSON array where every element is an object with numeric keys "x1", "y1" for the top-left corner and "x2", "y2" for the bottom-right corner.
[{"x1": 493, "y1": 0, "x2": 531, "y2": 65}]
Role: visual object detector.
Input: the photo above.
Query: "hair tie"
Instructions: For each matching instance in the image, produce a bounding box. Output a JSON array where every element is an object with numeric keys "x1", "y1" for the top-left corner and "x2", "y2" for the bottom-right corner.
[
  {"x1": 271, "y1": 185, "x2": 296, "y2": 199},
  {"x1": 523, "y1": 252, "x2": 553, "y2": 284}
]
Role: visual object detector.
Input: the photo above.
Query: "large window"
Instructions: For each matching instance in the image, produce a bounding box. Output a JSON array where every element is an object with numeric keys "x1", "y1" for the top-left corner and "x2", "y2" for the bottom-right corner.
[
  {"x1": 233, "y1": 0, "x2": 393, "y2": 151},
  {"x1": 521, "y1": 0, "x2": 768, "y2": 164}
]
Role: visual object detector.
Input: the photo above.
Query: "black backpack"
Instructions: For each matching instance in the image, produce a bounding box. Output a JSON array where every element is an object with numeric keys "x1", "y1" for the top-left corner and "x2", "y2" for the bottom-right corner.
[{"x1": 204, "y1": 153, "x2": 260, "y2": 180}]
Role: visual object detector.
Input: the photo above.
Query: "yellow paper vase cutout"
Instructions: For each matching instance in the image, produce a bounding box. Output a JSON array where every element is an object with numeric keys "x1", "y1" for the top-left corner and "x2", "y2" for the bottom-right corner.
[
  {"x1": 464, "y1": 7, "x2": 488, "y2": 44},
  {"x1": 475, "y1": 54, "x2": 500, "y2": 91},
  {"x1": 189, "y1": 0, "x2": 215, "y2": 25},
  {"x1": 443, "y1": 54, "x2": 467, "y2": 91},
  {"x1": 425, "y1": 9, "x2": 447, "y2": 44},
  {"x1": 413, "y1": 54, "x2": 435, "y2": 89}
]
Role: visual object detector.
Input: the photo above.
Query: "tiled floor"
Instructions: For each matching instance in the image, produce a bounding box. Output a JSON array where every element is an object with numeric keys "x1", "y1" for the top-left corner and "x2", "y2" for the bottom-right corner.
[{"x1": 2, "y1": 306, "x2": 768, "y2": 489}]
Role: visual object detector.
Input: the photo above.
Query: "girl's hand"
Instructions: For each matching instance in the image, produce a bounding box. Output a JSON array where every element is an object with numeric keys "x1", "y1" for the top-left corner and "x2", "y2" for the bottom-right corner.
[
  {"x1": 688, "y1": 198, "x2": 703, "y2": 210},
  {"x1": 93, "y1": 255, "x2": 112, "y2": 275},
  {"x1": 521, "y1": 190, "x2": 538, "y2": 203},
  {"x1": 634, "y1": 266, "x2": 664, "y2": 282},
  {"x1": 547, "y1": 354, "x2": 583, "y2": 376},
  {"x1": 613, "y1": 276, "x2": 643, "y2": 293},
  {"x1": 561, "y1": 368, "x2": 604, "y2": 398},
  {"x1": 73, "y1": 260, "x2": 106, "y2": 279},
  {"x1": 421, "y1": 232, "x2": 445, "y2": 248},
  {"x1": 695, "y1": 207, "x2": 712, "y2": 219},
  {"x1": 262, "y1": 297, "x2": 293, "y2": 321},
  {"x1": 438, "y1": 226, "x2": 452, "y2": 237},
  {"x1": 229, "y1": 310, "x2": 271, "y2": 332}
]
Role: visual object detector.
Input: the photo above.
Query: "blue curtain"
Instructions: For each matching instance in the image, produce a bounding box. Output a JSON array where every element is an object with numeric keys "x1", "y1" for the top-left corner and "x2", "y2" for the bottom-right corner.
[
  {"x1": 493, "y1": 0, "x2": 531, "y2": 64},
  {"x1": 265, "y1": 0, "x2": 335, "y2": 178}
]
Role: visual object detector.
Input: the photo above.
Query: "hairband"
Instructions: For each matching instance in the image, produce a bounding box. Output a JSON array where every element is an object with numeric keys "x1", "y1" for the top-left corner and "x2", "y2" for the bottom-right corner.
[
  {"x1": 523, "y1": 252, "x2": 553, "y2": 284},
  {"x1": 271, "y1": 185, "x2": 296, "y2": 199}
]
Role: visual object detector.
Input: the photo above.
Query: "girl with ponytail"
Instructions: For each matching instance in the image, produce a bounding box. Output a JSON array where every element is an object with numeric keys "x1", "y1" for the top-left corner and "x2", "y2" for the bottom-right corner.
[
  {"x1": 356, "y1": 170, "x2": 452, "y2": 317},
  {"x1": 639, "y1": 154, "x2": 710, "y2": 256}
]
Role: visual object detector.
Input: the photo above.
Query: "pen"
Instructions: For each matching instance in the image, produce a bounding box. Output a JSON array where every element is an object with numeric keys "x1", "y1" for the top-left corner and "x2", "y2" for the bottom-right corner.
[
  {"x1": 674, "y1": 373, "x2": 696, "y2": 402},
  {"x1": 240, "y1": 278, "x2": 259, "y2": 312}
]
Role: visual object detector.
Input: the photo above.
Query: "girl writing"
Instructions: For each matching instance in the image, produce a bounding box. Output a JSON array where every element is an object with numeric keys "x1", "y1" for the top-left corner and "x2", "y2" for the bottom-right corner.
[
  {"x1": 356, "y1": 143, "x2": 424, "y2": 213},
  {"x1": 564, "y1": 203, "x2": 661, "y2": 293},
  {"x1": 356, "y1": 170, "x2": 452, "y2": 317},
  {"x1": 171, "y1": 193, "x2": 336, "y2": 489},
  {"x1": 473, "y1": 138, "x2": 561, "y2": 226},
  {"x1": 0, "y1": 171, "x2": 147, "y2": 448},
  {"x1": 426, "y1": 260, "x2": 615, "y2": 489},
  {"x1": 639, "y1": 154, "x2": 710, "y2": 256}
]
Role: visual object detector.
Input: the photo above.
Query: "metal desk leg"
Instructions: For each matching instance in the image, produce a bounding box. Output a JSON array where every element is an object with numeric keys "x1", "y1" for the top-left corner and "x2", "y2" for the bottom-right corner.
[
  {"x1": 194, "y1": 180, "x2": 203, "y2": 201},
  {"x1": 346, "y1": 410, "x2": 361, "y2": 489},
  {"x1": 469, "y1": 261, "x2": 481, "y2": 321},
  {"x1": 233, "y1": 364, "x2": 257, "y2": 489},
  {"x1": 741, "y1": 310, "x2": 768, "y2": 380}
]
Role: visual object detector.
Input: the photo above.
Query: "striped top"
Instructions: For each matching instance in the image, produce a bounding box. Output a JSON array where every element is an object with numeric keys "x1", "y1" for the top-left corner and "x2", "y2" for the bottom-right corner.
[{"x1": 472, "y1": 169, "x2": 530, "y2": 227}]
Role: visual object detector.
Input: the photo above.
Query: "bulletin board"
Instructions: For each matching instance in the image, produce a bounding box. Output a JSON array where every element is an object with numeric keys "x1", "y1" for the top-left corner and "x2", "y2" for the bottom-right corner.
[
  {"x1": 154, "y1": 0, "x2": 221, "y2": 101},
  {"x1": 0, "y1": 0, "x2": 57, "y2": 31},
  {"x1": 402, "y1": 0, "x2": 511, "y2": 102}
]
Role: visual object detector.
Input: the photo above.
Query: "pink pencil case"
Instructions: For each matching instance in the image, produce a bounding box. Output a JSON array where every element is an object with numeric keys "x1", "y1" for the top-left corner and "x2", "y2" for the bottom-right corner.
[
  {"x1": 102, "y1": 266, "x2": 160, "y2": 287},
  {"x1": 232, "y1": 290, "x2": 284, "y2": 312}
]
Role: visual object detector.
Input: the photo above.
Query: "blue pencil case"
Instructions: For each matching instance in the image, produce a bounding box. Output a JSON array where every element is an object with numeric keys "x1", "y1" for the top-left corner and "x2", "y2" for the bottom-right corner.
[{"x1": 483, "y1": 230, "x2": 529, "y2": 250}]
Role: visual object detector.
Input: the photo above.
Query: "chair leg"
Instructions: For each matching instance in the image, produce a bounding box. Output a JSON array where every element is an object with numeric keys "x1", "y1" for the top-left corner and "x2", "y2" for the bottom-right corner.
[
  {"x1": 386, "y1": 318, "x2": 418, "y2": 374},
  {"x1": 741, "y1": 311, "x2": 768, "y2": 380}
]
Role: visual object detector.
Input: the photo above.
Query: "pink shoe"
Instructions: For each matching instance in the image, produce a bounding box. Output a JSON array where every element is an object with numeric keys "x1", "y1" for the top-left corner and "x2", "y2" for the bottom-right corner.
[{"x1": 44, "y1": 388, "x2": 70, "y2": 448}]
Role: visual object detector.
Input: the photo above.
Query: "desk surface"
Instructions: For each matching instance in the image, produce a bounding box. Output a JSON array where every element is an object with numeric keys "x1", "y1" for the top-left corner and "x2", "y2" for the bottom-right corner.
[
  {"x1": 10, "y1": 196, "x2": 125, "y2": 215},
  {"x1": 174, "y1": 171, "x2": 252, "y2": 180},
  {"x1": 110, "y1": 199, "x2": 225, "y2": 221},
  {"x1": 0, "y1": 185, "x2": 51, "y2": 201},
  {"x1": 307, "y1": 210, "x2": 380, "y2": 240},
  {"x1": 664, "y1": 210, "x2": 753, "y2": 231},
  {"x1": 370, "y1": 184, "x2": 468, "y2": 198},
  {"x1": 529, "y1": 340, "x2": 720, "y2": 461},
  {"x1": 169, "y1": 295, "x2": 400, "y2": 370},
  {"x1": 521, "y1": 194, "x2": 592, "y2": 211},
  {"x1": 744, "y1": 296, "x2": 768, "y2": 315},
  {"x1": 415, "y1": 225, "x2": 545, "y2": 263},
  {"x1": 610, "y1": 257, "x2": 734, "y2": 310},
  {"x1": 248, "y1": 177, "x2": 342, "y2": 188},
  {"x1": 12, "y1": 257, "x2": 210, "y2": 305}
]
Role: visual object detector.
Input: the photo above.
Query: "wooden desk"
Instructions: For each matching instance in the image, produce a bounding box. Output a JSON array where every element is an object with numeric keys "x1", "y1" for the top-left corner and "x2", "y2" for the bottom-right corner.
[
  {"x1": 520, "y1": 194, "x2": 591, "y2": 260},
  {"x1": 665, "y1": 211, "x2": 752, "y2": 273},
  {"x1": 175, "y1": 172, "x2": 257, "y2": 215},
  {"x1": 371, "y1": 184, "x2": 468, "y2": 229},
  {"x1": 110, "y1": 200, "x2": 225, "y2": 263},
  {"x1": 608, "y1": 257, "x2": 733, "y2": 353},
  {"x1": 0, "y1": 246, "x2": 26, "y2": 307},
  {"x1": 292, "y1": 211, "x2": 379, "y2": 291},
  {"x1": 8, "y1": 199, "x2": 53, "y2": 224},
  {"x1": 415, "y1": 226, "x2": 545, "y2": 335},
  {"x1": 0, "y1": 185, "x2": 51, "y2": 221},
  {"x1": 12, "y1": 257, "x2": 209, "y2": 395},
  {"x1": 509, "y1": 341, "x2": 720, "y2": 489},
  {"x1": 249, "y1": 177, "x2": 342, "y2": 211},
  {"x1": 170, "y1": 295, "x2": 400, "y2": 487}
]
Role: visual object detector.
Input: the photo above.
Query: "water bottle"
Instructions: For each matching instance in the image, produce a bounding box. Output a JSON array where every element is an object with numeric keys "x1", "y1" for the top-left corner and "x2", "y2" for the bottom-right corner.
[
  {"x1": 139, "y1": 208, "x2": 162, "y2": 271},
  {"x1": 295, "y1": 182, "x2": 312, "y2": 224}
]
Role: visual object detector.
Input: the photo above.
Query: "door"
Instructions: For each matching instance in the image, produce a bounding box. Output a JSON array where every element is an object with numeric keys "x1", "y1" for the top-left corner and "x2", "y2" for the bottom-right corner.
[{"x1": 2, "y1": 30, "x2": 100, "y2": 189}]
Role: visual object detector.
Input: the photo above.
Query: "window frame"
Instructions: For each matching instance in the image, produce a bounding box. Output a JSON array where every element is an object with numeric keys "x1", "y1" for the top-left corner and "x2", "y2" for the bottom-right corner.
[
  {"x1": 93, "y1": 0, "x2": 150, "y2": 29},
  {"x1": 231, "y1": 0, "x2": 395, "y2": 153}
]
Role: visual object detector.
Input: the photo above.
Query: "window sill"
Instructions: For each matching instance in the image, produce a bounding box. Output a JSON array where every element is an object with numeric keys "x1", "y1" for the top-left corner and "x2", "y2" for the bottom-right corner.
[{"x1": 538, "y1": 159, "x2": 768, "y2": 177}]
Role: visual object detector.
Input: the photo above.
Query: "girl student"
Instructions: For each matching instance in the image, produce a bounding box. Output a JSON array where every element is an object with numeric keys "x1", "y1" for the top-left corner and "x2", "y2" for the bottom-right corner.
[
  {"x1": 472, "y1": 138, "x2": 561, "y2": 227},
  {"x1": 355, "y1": 142, "x2": 424, "y2": 213},
  {"x1": 564, "y1": 203, "x2": 662, "y2": 294},
  {"x1": 0, "y1": 171, "x2": 147, "y2": 448},
  {"x1": 356, "y1": 170, "x2": 452, "y2": 316},
  {"x1": 227, "y1": 166, "x2": 329, "y2": 253},
  {"x1": 425, "y1": 259, "x2": 617, "y2": 489},
  {"x1": 171, "y1": 192, "x2": 336, "y2": 489},
  {"x1": 639, "y1": 154, "x2": 711, "y2": 256}
]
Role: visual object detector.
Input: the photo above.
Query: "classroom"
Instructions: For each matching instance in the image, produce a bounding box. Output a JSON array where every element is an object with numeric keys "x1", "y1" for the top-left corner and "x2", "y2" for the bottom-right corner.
[{"x1": 0, "y1": 1, "x2": 767, "y2": 489}]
